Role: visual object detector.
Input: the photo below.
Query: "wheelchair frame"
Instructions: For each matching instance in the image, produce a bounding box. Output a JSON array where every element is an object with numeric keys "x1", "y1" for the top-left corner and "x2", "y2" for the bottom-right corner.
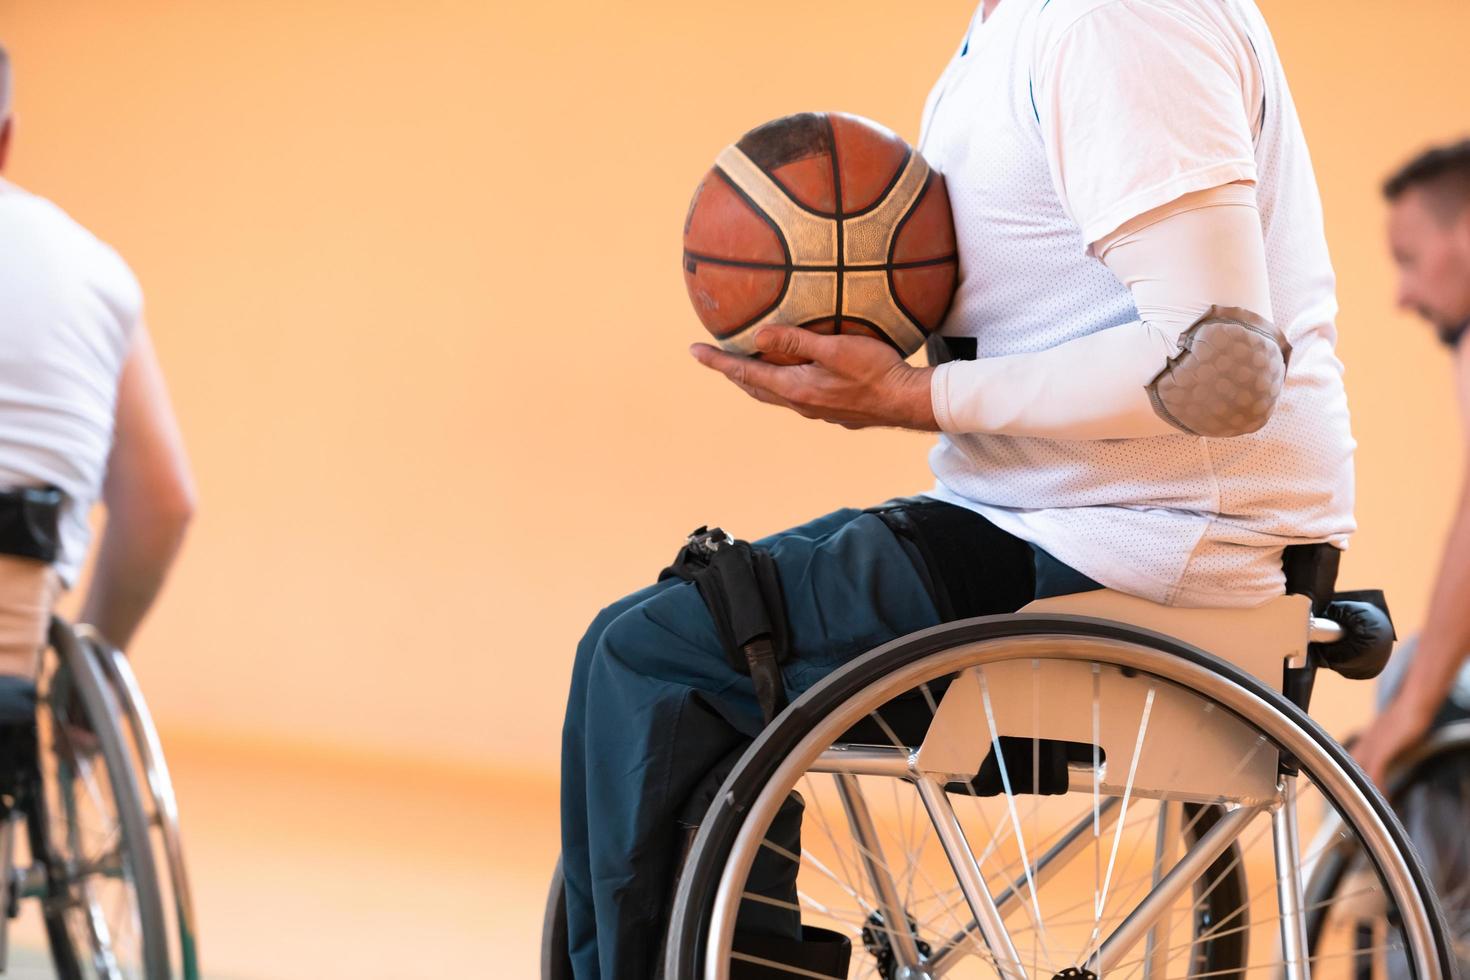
[
  {"x1": 0, "y1": 619, "x2": 197, "y2": 980},
  {"x1": 546, "y1": 592, "x2": 1455, "y2": 980}
]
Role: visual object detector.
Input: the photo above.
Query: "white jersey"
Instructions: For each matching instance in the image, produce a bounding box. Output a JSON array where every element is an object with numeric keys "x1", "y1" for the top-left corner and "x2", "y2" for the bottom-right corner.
[
  {"x1": 0, "y1": 181, "x2": 140, "y2": 585},
  {"x1": 918, "y1": 0, "x2": 1356, "y2": 607}
]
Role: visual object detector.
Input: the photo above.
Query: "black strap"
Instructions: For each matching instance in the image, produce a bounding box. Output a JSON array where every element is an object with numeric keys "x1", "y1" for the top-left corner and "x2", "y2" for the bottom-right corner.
[
  {"x1": 866, "y1": 497, "x2": 1039, "y2": 619},
  {"x1": 1281, "y1": 542, "x2": 1341, "y2": 617},
  {"x1": 939, "y1": 336, "x2": 977, "y2": 362},
  {"x1": 661, "y1": 527, "x2": 791, "y2": 726},
  {"x1": 0, "y1": 487, "x2": 63, "y2": 565},
  {"x1": 730, "y1": 927, "x2": 852, "y2": 979}
]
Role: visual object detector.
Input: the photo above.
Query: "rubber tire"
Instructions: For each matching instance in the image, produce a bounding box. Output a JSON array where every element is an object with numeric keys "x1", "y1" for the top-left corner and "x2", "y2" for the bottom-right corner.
[
  {"x1": 91, "y1": 632, "x2": 203, "y2": 980},
  {"x1": 543, "y1": 856, "x2": 573, "y2": 980}
]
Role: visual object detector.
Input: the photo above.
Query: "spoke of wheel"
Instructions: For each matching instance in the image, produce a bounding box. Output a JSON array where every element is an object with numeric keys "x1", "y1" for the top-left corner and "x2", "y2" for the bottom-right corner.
[
  {"x1": 929, "y1": 798, "x2": 1123, "y2": 976},
  {"x1": 808, "y1": 777, "x2": 871, "y2": 915},
  {"x1": 1092, "y1": 662, "x2": 1103, "y2": 959},
  {"x1": 1031, "y1": 660, "x2": 1042, "y2": 979},
  {"x1": 1089, "y1": 803, "x2": 1262, "y2": 974},
  {"x1": 1112, "y1": 886, "x2": 1386, "y2": 978},
  {"x1": 979, "y1": 670, "x2": 1057, "y2": 972},
  {"x1": 1086, "y1": 685, "x2": 1156, "y2": 970},
  {"x1": 834, "y1": 774, "x2": 924, "y2": 971},
  {"x1": 800, "y1": 776, "x2": 981, "y2": 960},
  {"x1": 1142, "y1": 800, "x2": 1179, "y2": 980},
  {"x1": 729, "y1": 947, "x2": 854, "y2": 978},
  {"x1": 1192, "y1": 801, "x2": 1380, "y2": 951},
  {"x1": 915, "y1": 774, "x2": 1027, "y2": 979}
]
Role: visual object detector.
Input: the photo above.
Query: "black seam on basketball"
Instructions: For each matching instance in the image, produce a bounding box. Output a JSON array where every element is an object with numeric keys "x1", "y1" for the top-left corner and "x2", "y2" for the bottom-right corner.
[
  {"x1": 886, "y1": 172, "x2": 941, "y2": 331},
  {"x1": 712, "y1": 165, "x2": 792, "y2": 267},
  {"x1": 882, "y1": 172, "x2": 952, "y2": 333},
  {"x1": 837, "y1": 315, "x2": 906, "y2": 355},
  {"x1": 887, "y1": 169, "x2": 930, "y2": 266},
  {"x1": 842, "y1": 145, "x2": 916, "y2": 218},
  {"x1": 682, "y1": 250, "x2": 957, "y2": 273},
  {"x1": 701, "y1": 167, "x2": 795, "y2": 337},
  {"x1": 724, "y1": 272, "x2": 795, "y2": 338},
  {"x1": 740, "y1": 146, "x2": 840, "y2": 219},
  {"x1": 827, "y1": 114, "x2": 845, "y2": 324}
]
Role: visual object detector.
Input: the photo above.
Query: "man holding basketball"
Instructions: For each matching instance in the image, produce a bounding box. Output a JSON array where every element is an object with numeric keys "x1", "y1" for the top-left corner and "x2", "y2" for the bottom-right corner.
[{"x1": 561, "y1": 0, "x2": 1355, "y2": 976}]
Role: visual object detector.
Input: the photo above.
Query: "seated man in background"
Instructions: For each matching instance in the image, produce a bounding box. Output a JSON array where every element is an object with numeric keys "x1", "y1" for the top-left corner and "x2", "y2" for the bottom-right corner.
[
  {"x1": 0, "y1": 43, "x2": 195, "y2": 686},
  {"x1": 1356, "y1": 139, "x2": 1470, "y2": 785}
]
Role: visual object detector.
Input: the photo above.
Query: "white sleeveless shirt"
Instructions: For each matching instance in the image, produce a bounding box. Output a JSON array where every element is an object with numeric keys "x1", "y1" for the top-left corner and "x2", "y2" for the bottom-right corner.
[
  {"x1": 0, "y1": 182, "x2": 141, "y2": 586},
  {"x1": 918, "y1": 0, "x2": 1356, "y2": 608}
]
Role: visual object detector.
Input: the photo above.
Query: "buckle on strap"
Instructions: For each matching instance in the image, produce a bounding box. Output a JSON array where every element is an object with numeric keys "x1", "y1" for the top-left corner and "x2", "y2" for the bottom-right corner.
[{"x1": 660, "y1": 526, "x2": 791, "y2": 726}]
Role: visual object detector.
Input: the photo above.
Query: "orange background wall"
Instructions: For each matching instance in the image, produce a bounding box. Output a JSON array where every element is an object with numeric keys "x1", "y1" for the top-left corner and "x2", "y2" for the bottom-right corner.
[{"x1": 1, "y1": 0, "x2": 1467, "y2": 779}]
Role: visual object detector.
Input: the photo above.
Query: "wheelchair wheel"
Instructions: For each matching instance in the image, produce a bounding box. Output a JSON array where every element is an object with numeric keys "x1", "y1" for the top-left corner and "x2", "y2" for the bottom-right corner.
[
  {"x1": 1305, "y1": 719, "x2": 1470, "y2": 979},
  {"x1": 543, "y1": 856, "x2": 572, "y2": 980},
  {"x1": 27, "y1": 620, "x2": 169, "y2": 979},
  {"x1": 79, "y1": 626, "x2": 201, "y2": 980},
  {"x1": 663, "y1": 615, "x2": 1455, "y2": 980}
]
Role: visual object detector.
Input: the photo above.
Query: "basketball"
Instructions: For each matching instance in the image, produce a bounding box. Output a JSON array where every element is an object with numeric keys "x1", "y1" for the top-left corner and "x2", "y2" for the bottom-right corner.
[{"x1": 682, "y1": 112, "x2": 958, "y2": 365}]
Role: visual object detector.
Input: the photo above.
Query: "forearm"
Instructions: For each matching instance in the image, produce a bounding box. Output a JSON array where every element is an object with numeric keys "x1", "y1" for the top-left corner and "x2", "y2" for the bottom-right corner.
[
  {"x1": 1396, "y1": 478, "x2": 1470, "y2": 718},
  {"x1": 79, "y1": 507, "x2": 190, "y2": 650},
  {"x1": 933, "y1": 183, "x2": 1278, "y2": 440},
  {"x1": 932, "y1": 321, "x2": 1177, "y2": 439},
  {"x1": 79, "y1": 324, "x2": 195, "y2": 651}
]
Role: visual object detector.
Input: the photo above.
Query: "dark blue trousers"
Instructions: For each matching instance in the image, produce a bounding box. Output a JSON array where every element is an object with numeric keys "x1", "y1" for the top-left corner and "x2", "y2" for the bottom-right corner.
[{"x1": 559, "y1": 502, "x2": 1099, "y2": 979}]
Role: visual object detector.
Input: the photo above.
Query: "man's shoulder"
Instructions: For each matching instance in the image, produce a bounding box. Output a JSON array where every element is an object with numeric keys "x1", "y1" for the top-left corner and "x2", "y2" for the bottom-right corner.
[
  {"x1": 0, "y1": 182, "x2": 142, "y2": 317},
  {"x1": 1, "y1": 182, "x2": 112, "y2": 250},
  {"x1": 1033, "y1": 0, "x2": 1239, "y2": 51}
]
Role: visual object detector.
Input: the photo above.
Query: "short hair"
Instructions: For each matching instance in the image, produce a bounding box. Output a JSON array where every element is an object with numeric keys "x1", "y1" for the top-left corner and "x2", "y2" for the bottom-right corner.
[
  {"x1": 0, "y1": 45, "x2": 9, "y2": 121},
  {"x1": 1383, "y1": 139, "x2": 1470, "y2": 222}
]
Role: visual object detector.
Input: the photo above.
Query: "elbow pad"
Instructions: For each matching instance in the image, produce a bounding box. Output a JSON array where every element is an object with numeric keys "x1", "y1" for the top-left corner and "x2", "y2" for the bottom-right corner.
[{"x1": 1146, "y1": 305, "x2": 1291, "y2": 437}]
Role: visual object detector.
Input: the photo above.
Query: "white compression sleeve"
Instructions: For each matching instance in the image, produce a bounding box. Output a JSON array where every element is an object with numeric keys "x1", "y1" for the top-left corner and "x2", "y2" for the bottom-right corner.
[{"x1": 931, "y1": 183, "x2": 1274, "y2": 440}]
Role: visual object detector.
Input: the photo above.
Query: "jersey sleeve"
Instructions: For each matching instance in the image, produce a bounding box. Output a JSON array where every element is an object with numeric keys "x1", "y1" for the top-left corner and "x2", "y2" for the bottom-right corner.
[
  {"x1": 1032, "y1": 0, "x2": 1259, "y2": 249},
  {"x1": 92, "y1": 237, "x2": 144, "y2": 350}
]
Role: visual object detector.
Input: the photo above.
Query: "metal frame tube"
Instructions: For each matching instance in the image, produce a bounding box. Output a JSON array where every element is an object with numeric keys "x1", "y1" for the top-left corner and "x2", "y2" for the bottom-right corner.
[
  {"x1": 1143, "y1": 800, "x2": 1181, "y2": 980},
  {"x1": 1092, "y1": 804, "x2": 1264, "y2": 973},
  {"x1": 914, "y1": 776, "x2": 1026, "y2": 980},
  {"x1": 833, "y1": 774, "x2": 925, "y2": 973},
  {"x1": 1274, "y1": 777, "x2": 1313, "y2": 980},
  {"x1": 927, "y1": 797, "x2": 1121, "y2": 976},
  {"x1": 0, "y1": 813, "x2": 13, "y2": 972},
  {"x1": 812, "y1": 744, "x2": 912, "y2": 779}
]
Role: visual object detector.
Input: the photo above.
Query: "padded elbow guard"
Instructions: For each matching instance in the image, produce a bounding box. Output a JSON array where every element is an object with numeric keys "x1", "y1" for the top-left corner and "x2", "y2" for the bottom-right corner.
[{"x1": 1147, "y1": 306, "x2": 1292, "y2": 437}]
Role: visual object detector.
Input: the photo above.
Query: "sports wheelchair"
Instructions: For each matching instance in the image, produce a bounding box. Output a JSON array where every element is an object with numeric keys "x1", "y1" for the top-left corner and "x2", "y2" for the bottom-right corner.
[
  {"x1": 544, "y1": 544, "x2": 1458, "y2": 980},
  {"x1": 0, "y1": 619, "x2": 198, "y2": 979}
]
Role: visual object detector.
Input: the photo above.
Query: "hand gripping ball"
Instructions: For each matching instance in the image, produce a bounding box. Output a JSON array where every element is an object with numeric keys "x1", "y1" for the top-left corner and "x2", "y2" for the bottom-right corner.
[{"x1": 682, "y1": 112, "x2": 959, "y2": 365}]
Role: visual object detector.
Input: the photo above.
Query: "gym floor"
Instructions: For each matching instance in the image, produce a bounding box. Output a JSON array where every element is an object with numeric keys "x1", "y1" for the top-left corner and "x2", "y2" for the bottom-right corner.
[{"x1": 9, "y1": 740, "x2": 559, "y2": 979}]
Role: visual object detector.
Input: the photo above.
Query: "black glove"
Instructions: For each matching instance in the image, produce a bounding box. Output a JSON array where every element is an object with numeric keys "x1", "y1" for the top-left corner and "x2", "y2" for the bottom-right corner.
[{"x1": 1316, "y1": 593, "x2": 1396, "y2": 680}]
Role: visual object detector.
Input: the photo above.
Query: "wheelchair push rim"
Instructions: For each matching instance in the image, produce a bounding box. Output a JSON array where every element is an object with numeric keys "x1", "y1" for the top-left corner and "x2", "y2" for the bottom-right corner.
[
  {"x1": 32, "y1": 619, "x2": 170, "y2": 980},
  {"x1": 664, "y1": 615, "x2": 1454, "y2": 980},
  {"x1": 78, "y1": 627, "x2": 201, "y2": 980}
]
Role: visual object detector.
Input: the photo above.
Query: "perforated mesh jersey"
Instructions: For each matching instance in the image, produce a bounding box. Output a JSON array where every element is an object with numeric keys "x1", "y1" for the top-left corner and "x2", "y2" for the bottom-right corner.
[{"x1": 682, "y1": 112, "x2": 959, "y2": 364}]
